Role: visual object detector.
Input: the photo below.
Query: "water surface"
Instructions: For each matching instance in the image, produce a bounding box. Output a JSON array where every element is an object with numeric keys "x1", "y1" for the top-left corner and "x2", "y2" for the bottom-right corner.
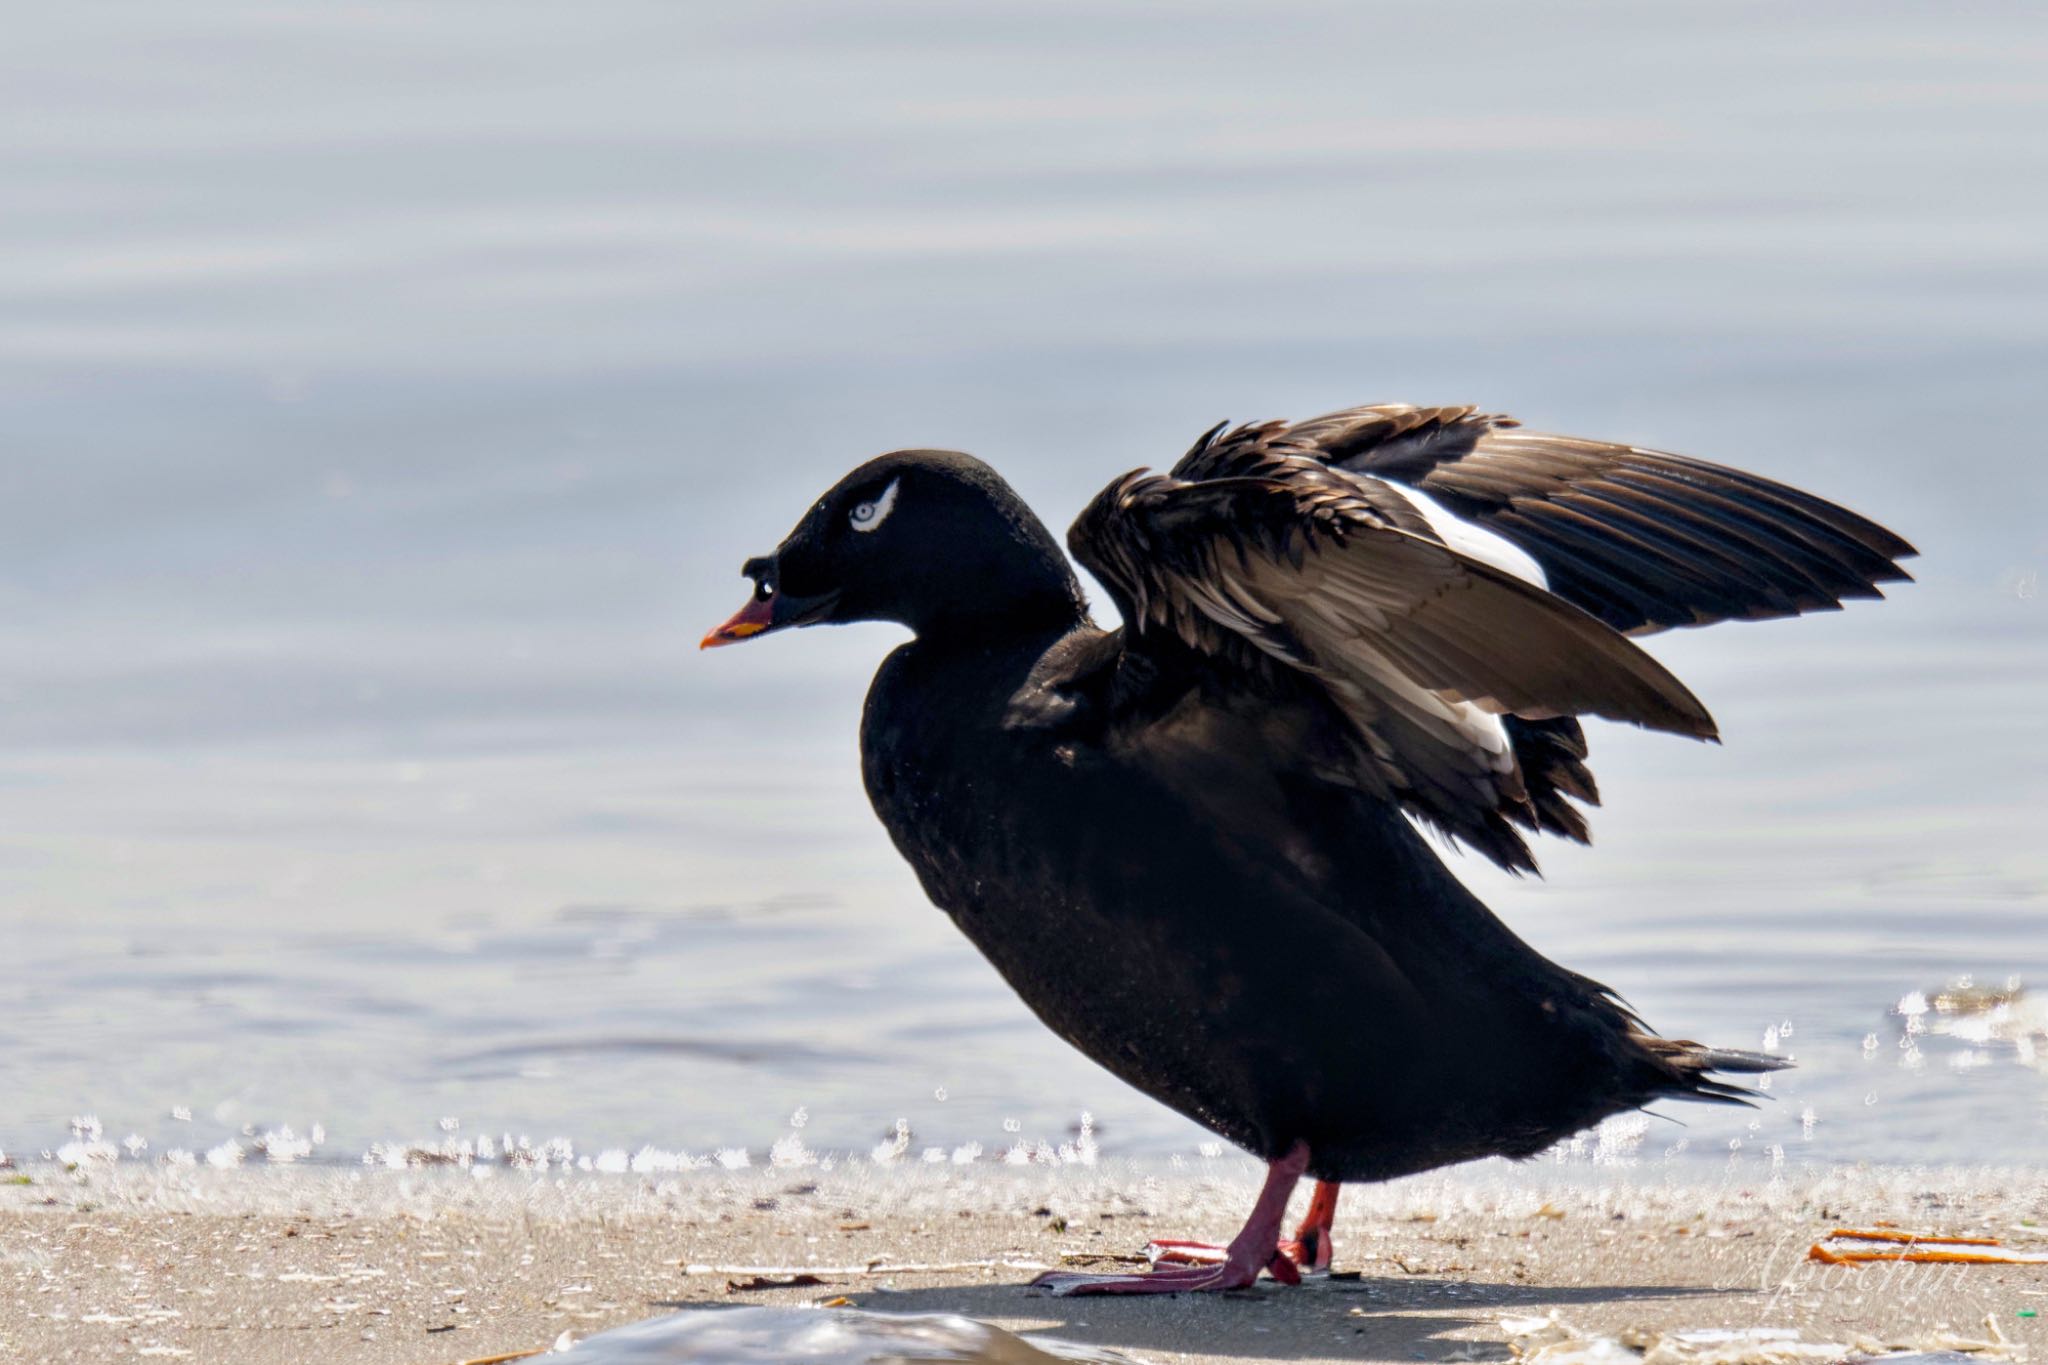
[{"x1": 2, "y1": 1, "x2": 2044, "y2": 1173}]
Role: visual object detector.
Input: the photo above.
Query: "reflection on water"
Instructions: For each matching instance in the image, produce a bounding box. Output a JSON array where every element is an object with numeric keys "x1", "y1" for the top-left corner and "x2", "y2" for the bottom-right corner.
[
  {"x1": 2, "y1": 1, "x2": 2044, "y2": 1174},
  {"x1": 560, "y1": 1308, "x2": 1146, "y2": 1365}
]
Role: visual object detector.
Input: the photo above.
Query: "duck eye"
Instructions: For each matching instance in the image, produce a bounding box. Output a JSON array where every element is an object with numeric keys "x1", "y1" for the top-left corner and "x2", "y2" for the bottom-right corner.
[{"x1": 847, "y1": 476, "x2": 900, "y2": 534}]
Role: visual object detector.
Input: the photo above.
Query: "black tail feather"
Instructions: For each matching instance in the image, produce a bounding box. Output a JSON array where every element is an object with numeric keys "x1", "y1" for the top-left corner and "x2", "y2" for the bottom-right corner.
[{"x1": 1636, "y1": 1038, "x2": 1790, "y2": 1107}]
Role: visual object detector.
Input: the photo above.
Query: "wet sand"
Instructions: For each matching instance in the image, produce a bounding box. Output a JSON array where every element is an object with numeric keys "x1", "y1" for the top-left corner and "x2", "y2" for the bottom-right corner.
[{"x1": 3, "y1": 1161, "x2": 2044, "y2": 1363}]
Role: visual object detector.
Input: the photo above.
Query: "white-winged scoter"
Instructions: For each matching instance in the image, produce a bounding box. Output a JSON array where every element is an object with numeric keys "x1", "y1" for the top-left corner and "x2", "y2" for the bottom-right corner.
[{"x1": 702, "y1": 404, "x2": 1914, "y2": 1295}]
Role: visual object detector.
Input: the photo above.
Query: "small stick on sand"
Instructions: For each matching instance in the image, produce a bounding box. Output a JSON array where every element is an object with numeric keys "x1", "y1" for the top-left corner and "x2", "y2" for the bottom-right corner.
[{"x1": 1808, "y1": 1228, "x2": 2048, "y2": 1265}]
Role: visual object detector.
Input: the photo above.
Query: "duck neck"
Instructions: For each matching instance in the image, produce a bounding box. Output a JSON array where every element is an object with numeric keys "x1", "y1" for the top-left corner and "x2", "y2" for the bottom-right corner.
[
  {"x1": 913, "y1": 557, "x2": 1089, "y2": 646},
  {"x1": 913, "y1": 501, "x2": 1097, "y2": 646}
]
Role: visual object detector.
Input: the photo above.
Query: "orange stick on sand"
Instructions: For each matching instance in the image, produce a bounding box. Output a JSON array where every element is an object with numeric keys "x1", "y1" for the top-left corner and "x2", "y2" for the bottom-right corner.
[
  {"x1": 1810, "y1": 1245, "x2": 2037, "y2": 1265},
  {"x1": 1808, "y1": 1228, "x2": 2048, "y2": 1265},
  {"x1": 1824, "y1": 1227, "x2": 2002, "y2": 1246}
]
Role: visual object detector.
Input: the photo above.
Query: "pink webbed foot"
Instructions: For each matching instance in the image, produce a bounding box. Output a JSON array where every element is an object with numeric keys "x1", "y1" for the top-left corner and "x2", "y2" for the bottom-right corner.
[
  {"x1": 1030, "y1": 1256, "x2": 1292, "y2": 1296},
  {"x1": 1028, "y1": 1143, "x2": 1312, "y2": 1297},
  {"x1": 1147, "y1": 1237, "x2": 1320, "y2": 1273},
  {"x1": 1144, "y1": 1237, "x2": 1228, "y2": 1265},
  {"x1": 1144, "y1": 1178, "x2": 1340, "y2": 1277}
]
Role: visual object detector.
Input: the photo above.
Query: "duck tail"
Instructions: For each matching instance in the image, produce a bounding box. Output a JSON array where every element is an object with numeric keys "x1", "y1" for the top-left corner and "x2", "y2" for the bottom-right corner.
[{"x1": 1635, "y1": 1036, "x2": 1791, "y2": 1107}]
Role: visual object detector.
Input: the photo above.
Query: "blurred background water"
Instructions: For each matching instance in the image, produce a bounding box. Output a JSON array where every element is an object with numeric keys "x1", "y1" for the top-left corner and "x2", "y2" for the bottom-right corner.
[{"x1": 2, "y1": 1, "x2": 2043, "y2": 1173}]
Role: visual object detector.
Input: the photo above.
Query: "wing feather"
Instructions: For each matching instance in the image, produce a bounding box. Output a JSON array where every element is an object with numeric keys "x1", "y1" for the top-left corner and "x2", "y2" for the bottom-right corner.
[
  {"x1": 1072, "y1": 457, "x2": 1714, "y2": 871},
  {"x1": 1299, "y1": 410, "x2": 1915, "y2": 635},
  {"x1": 1076, "y1": 404, "x2": 1913, "y2": 870}
]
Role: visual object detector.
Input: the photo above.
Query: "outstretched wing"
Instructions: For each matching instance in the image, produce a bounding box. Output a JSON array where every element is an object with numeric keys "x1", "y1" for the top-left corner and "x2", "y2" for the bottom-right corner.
[
  {"x1": 1257, "y1": 404, "x2": 1917, "y2": 635},
  {"x1": 1070, "y1": 441, "x2": 1718, "y2": 873}
]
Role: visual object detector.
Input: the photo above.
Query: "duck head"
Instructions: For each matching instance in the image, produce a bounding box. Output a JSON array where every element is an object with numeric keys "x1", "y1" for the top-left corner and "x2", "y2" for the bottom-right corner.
[{"x1": 701, "y1": 449, "x2": 1086, "y2": 648}]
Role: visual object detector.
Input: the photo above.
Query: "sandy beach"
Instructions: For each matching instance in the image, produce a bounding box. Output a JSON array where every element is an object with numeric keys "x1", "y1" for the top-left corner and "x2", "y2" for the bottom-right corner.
[{"x1": 4, "y1": 1159, "x2": 2044, "y2": 1363}]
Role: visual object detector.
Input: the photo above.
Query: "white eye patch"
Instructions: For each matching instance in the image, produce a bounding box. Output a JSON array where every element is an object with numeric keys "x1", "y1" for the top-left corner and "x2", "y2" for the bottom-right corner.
[{"x1": 848, "y1": 477, "x2": 901, "y2": 533}]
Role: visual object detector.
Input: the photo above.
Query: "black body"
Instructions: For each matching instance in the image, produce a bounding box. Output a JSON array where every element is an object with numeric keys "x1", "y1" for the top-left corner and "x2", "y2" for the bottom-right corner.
[{"x1": 866, "y1": 624, "x2": 1693, "y2": 1178}]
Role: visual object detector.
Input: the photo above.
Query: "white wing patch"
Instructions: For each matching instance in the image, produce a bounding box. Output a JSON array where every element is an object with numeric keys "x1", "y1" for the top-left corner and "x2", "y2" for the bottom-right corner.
[
  {"x1": 1380, "y1": 483, "x2": 1549, "y2": 590},
  {"x1": 848, "y1": 477, "x2": 901, "y2": 533}
]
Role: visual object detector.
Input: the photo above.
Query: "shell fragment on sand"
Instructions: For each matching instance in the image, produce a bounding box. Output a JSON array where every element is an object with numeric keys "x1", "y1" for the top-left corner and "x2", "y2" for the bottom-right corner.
[{"x1": 463, "y1": 1306, "x2": 1150, "y2": 1364}]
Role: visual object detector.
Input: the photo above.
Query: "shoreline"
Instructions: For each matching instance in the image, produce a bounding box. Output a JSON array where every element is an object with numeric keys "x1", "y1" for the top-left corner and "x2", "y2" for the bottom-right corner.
[{"x1": 4, "y1": 1161, "x2": 2045, "y2": 1362}]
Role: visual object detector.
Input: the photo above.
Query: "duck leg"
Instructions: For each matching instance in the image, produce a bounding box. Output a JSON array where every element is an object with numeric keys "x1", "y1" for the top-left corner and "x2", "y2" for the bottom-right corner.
[
  {"x1": 1291, "y1": 1178, "x2": 1340, "y2": 1272},
  {"x1": 1149, "y1": 1177, "x2": 1341, "y2": 1274},
  {"x1": 1030, "y1": 1143, "x2": 1309, "y2": 1296}
]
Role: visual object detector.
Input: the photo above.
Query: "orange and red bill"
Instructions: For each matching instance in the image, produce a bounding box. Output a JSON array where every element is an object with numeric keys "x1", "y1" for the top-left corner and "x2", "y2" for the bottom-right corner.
[{"x1": 701, "y1": 594, "x2": 776, "y2": 649}]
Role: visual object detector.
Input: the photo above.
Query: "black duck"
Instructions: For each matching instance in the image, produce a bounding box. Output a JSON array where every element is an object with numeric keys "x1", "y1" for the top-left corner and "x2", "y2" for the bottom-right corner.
[{"x1": 702, "y1": 404, "x2": 1914, "y2": 1294}]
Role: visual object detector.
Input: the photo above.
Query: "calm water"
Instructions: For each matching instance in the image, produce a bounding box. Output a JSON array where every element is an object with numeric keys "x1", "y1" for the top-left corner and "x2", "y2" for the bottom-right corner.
[{"x1": 2, "y1": 2, "x2": 2044, "y2": 1174}]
